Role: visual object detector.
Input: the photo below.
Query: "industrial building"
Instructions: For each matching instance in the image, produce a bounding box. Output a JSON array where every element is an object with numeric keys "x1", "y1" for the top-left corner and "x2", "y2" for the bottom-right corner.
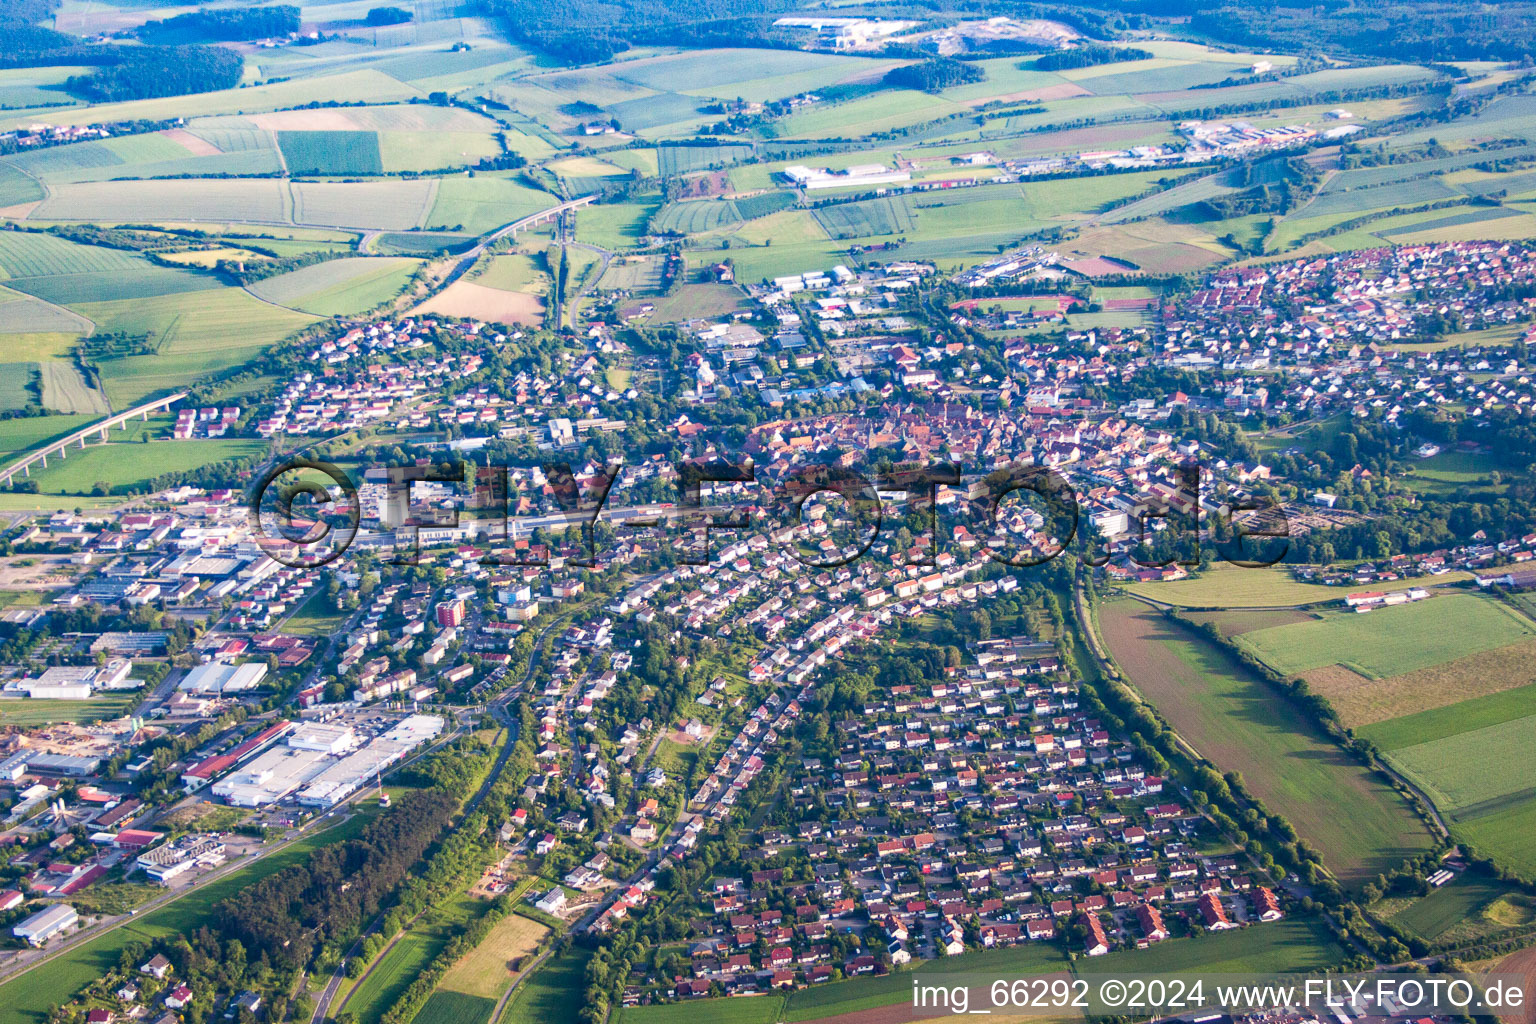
[
  {"x1": 137, "y1": 836, "x2": 226, "y2": 883},
  {"x1": 179, "y1": 661, "x2": 268, "y2": 694},
  {"x1": 212, "y1": 714, "x2": 444, "y2": 808},
  {"x1": 782, "y1": 163, "x2": 911, "y2": 190},
  {"x1": 26, "y1": 753, "x2": 102, "y2": 776},
  {"x1": 13, "y1": 658, "x2": 133, "y2": 699},
  {"x1": 13, "y1": 903, "x2": 78, "y2": 946}
]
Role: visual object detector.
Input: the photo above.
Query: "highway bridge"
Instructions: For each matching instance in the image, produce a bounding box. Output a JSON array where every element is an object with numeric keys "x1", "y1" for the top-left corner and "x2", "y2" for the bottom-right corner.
[{"x1": 0, "y1": 392, "x2": 189, "y2": 487}]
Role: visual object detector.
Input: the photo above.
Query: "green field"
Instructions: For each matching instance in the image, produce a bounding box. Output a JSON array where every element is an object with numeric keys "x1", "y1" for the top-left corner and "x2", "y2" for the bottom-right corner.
[
  {"x1": 248, "y1": 256, "x2": 420, "y2": 315},
  {"x1": 1456, "y1": 798, "x2": 1536, "y2": 876},
  {"x1": 412, "y1": 991, "x2": 498, "y2": 1024},
  {"x1": 276, "y1": 130, "x2": 385, "y2": 175},
  {"x1": 76, "y1": 288, "x2": 318, "y2": 406},
  {"x1": 1358, "y1": 682, "x2": 1536, "y2": 750},
  {"x1": 0, "y1": 413, "x2": 92, "y2": 458},
  {"x1": 0, "y1": 812, "x2": 374, "y2": 1024},
  {"x1": 658, "y1": 143, "x2": 754, "y2": 176},
  {"x1": 577, "y1": 199, "x2": 661, "y2": 251},
  {"x1": 619, "y1": 997, "x2": 785, "y2": 1024},
  {"x1": 0, "y1": 230, "x2": 148, "y2": 278},
  {"x1": 347, "y1": 897, "x2": 487, "y2": 1024},
  {"x1": 500, "y1": 948, "x2": 592, "y2": 1024},
  {"x1": 38, "y1": 360, "x2": 107, "y2": 414},
  {"x1": 1236, "y1": 594, "x2": 1534, "y2": 678},
  {"x1": 773, "y1": 89, "x2": 965, "y2": 140},
  {"x1": 1121, "y1": 566, "x2": 1468, "y2": 608},
  {"x1": 813, "y1": 196, "x2": 914, "y2": 239},
  {"x1": 782, "y1": 943, "x2": 1066, "y2": 1021},
  {"x1": 26, "y1": 438, "x2": 267, "y2": 494},
  {"x1": 1081, "y1": 916, "x2": 1343, "y2": 980},
  {"x1": 1381, "y1": 875, "x2": 1527, "y2": 941},
  {"x1": 0, "y1": 694, "x2": 135, "y2": 726},
  {"x1": 0, "y1": 70, "x2": 423, "y2": 131},
  {"x1": 282, "y1": 588, "x2": 347, "y2": 637},
  {"x1": 0, "y1": 362, "x2": 34, "y2": 411},
  {"x1": 427, "y1": 177, "x2": 560, "y2": 235},
  {"x1": 1099, "y1": 599, "x2": 1436, "y2": 882},
  {"x1": 1389, "y1": 715, "x2": 1536, "y2": 817}
]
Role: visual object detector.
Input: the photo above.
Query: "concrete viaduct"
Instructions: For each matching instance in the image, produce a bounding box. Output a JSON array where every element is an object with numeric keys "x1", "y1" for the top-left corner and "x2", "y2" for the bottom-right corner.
[{"x1": 0, "y1": 392, "x2": 189, "y2": 487}]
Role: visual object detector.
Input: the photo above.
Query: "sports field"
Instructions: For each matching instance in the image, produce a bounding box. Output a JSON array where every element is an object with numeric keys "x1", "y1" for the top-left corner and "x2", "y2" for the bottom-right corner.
[
  {"x1": 1098, "y1": 599, "x2": 1436, "y2": 882},
  {"x1": 1378, "y1": 874, "x2": 1533, "y2": 943}
]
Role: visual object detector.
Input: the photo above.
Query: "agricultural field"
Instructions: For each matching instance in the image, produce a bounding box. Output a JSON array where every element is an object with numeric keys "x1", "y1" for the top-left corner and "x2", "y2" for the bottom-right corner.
[
  {"x1": 619, "y1": 997, "x2": 786, "y2": 1024},
  {"x1": 813, "y1": 196, "x2": 915, "y2": 239},
  {"x1": 0, "y1": 413, "x2": 93, "y2": 460},
  {"x1": 1233, "y1": 594, "x2": 1533, "y2": 679},
  {"x1": 500, "y1": 947, "x2": 592, "y2": 1024},
  {"x1": 658, "y1": 144, "x2": 754, "y2": 177},
  {"x1": 427, "y1": 177, "x2": 560, "y2": 235},
  {"x1": 0, "y1": 363, "x2": 35, "y2": 411},
  {"x1": 641, "y1": 283, "x2": 749, "y2": 323},
  {"x1": 1098, "y1": 598, "x2": 1437, "y2": 882},
  {"x1": 74, "y1": 288, "x2": 318, "y2": 406},
  {"x1": 434, "y1": 913, "x2": 550, "y2": 1001},
  {"x1": 0, "y1": 70, "x2": 424, "y2": 131},
  {"x1": 415, "y1": 277, "x2": 545, "y2": 326},
  {"x1": 1120, "y1": 565, "x2": 1468, "y2": 608},
  {"x1": 475, "y1": 254, "x2": 550, "y2": 294},
  {"x1": 25, "y1": 438, "x2": 268, "y2": 494},
  {"x1": 276, "y1": 130, "x2": 384, "y2": 175},
  {"x1": 345, "y1": 896, "x2": 488, "y2": 1024},
  {"x1": 1081, "y1": 916, "x2": 1343, "y2": 981},
  {"x1": 577, "y1": 198, "x2": 662, "y2": 251},
  {"x1": 247, "y1": 256, "x2": 421, "y2": 315},
  {"x1": 37, "y1": 360, "x2": 108, "y2": 414},
  {"x1": 773, "y1": 89, "x2": 967, "y2": 140}
]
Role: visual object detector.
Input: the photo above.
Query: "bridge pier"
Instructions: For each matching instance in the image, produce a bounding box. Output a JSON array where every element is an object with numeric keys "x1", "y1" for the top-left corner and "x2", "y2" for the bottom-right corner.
[
  {"x1": 39, "y1": 453, "x2": 46, "y2": 469},
  {"x1": 141, "y1": 410, "x2": 148, "y2": 421},
  {"x1": 79, "y1": 437, "x2": 86, "y2": 449}
]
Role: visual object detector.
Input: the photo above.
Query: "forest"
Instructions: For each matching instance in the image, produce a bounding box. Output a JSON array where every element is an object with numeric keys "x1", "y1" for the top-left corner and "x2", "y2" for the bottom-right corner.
[
  {"x1": 883, "y1": 57, "x2": 986, "y2": 93},
  {"x1": 1030, "y1": 44, "x2": 1153, "y2": 70},
  {"x1": 137, "y1": 5, "x2": 300, "y2": 43},
  {"x1": 218, "y1": 788, "x2": 458, "y2": 968}
]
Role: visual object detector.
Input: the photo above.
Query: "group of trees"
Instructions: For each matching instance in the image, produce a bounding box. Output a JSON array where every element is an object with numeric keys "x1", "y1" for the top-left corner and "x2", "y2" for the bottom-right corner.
[
  {"x1": 476, "y1": 0, "x2": 795, "y2": 65},
  {"x1": 883, "y1": 57, "x2": 986, "y2": 93},
  {"x1": 218, "y1": 789, "x2": 458, "y2": 968},
  {"x1": 136, "y1": 5, "x2": 299, "y2": 43},
  {"x1": 65, "y1": 44, "x2": 244, "y2": 101},
  {"x1": 1030, "y1": 44, "x2": 1152, "y2": 70}
]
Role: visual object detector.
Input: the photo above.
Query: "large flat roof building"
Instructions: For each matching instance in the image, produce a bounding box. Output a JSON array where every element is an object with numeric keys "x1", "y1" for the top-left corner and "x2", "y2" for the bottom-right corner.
[
  {"x1": 14, "y1": 904, "x2": 77, "y2": 946},
  {"x1": 180, "y1": 661, "x2": 268, "y2": 694}
]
